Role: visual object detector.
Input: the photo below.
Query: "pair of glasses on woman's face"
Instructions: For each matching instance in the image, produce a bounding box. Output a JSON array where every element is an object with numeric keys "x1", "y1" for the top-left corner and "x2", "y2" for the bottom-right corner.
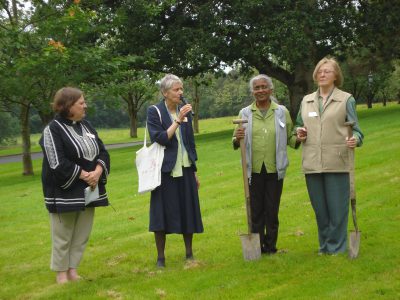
[{"x1": 317, "y1": 70, "x2": 334, "y2": 75}]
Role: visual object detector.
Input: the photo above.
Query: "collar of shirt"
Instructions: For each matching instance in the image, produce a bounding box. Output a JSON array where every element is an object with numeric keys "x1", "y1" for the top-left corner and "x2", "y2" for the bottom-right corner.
[
  {"x1": 56, "y1": 114, "x2": 81, "y2": 126},
  {"x1": 251, "y1": 100, "x2": 279, "y2": 118},
  {"x1": 317, "y1": 87, "x2": 335, "y2": 101}
]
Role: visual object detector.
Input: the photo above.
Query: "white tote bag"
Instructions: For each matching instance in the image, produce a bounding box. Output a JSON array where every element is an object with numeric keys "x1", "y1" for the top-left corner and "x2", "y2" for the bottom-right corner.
[{"x1": 135, "y1": 106, "x2": 165, "y2": 194}]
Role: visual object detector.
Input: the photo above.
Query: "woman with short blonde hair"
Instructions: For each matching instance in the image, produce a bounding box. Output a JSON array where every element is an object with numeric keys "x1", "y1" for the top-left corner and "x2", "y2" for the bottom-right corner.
[{"x1": 295, "y1": 57, "x2": 364, "y2": 255}]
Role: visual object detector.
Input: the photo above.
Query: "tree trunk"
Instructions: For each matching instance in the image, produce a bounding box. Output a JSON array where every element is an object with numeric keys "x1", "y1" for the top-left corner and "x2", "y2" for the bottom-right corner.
[
  {"x1": 130, "y1": 113, "x2": 138, "y2": 138},
  {"x1": 258, "y1": 61, "x2": 314, "y2": 122},
  {"x1": 11, "y1": 0, "x2": 18, "y2": 24},
  {"x1": 367, "y1": 91, "x2": 373, "y2": 108},
  {"x1": 20, "y1": 103, "x2": 33, "y2": 175},
  {"x1": 38, "y1": 110, "x2": 55, "y2": 127},
  {"x1": 126, "y1": 98, "x2": 138, "y2": 138},
  {"x1": 381, "y1": 91, "x2": 387, "y2": 106},
  {"x1": 287, "y1": 66, "x2": 315, "y2": 122}
]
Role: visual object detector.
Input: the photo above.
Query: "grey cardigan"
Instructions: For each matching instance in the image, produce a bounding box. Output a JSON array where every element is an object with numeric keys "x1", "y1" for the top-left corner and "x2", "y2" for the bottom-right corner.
[{"x1": 236, "y1": 104, "x2": 289, "y2": 181}]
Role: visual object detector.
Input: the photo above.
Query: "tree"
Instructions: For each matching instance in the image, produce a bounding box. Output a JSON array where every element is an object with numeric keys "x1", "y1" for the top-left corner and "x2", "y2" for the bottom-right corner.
[
  {"x1": 0, "y1": 0, "x2": 110, "y2": 175},
  {"x1": 82, "y1": 95, "x2": 131, "y2": 129},
  {"x1": 208, "y1": 71, "x2": 252, "y2": 117},
  {"x1": 0, "y1": 0, "x2": 39, "y2": 175},
  {"x1": 384, "y1": 60, "x2": 400, "y2": 104},
  {"x1": 89, "y1": 57, "x2": 159, "y2": 138},
  {"x1": 96, "y1": 0, "x2": 225, "y2": 132},
  {"x1": 343, "y1": 1, "x2": 400, "y2": 107},
  {"x1": 108, "y1": 1, "x2": 222, "y2": 76},
  {"x1": 108, "y1": 1, "x2": 360, "y2": 119},
  {"x1": 342, "y1": 48, "x2": 395, "y2": 108},
  {"x1": 111, "y1": 1, "x2": 400, "y2": 119},
  {"x1": 356, "y1": 1, "x2": 400, "y2": 63},
  {"x1": 0, "y1": 111, "x2": 19, "y2": 145},
  {"x1": 185, "y1": 75, "x2": 215, "y2": 133},
  {"x1": 203, "y1": 0, "x2": 364, "y2": 119},
  {"x1": 182, "y1": 70, "x2": 253, "y2": 120},
  {"x1": 93, "y1": 65, "x2": 157, "y2": 138}
]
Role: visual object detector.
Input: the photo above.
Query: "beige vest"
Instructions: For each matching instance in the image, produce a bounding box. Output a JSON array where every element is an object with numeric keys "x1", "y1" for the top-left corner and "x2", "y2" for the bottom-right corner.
[{"x1": 301, "y1": 88, "x2": 351, "y2": 174}]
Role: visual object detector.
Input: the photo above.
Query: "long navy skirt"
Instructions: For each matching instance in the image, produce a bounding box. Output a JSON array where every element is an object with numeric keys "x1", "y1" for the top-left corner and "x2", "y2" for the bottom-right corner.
[{"x1": 149, "y1": 167, "x2": 204, "y2": 234}]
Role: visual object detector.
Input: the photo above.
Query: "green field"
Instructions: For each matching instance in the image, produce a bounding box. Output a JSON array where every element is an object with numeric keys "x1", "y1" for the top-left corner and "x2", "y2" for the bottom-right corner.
[{"x1": 0, "y1": 103, "x2": 399, "y2": 299}]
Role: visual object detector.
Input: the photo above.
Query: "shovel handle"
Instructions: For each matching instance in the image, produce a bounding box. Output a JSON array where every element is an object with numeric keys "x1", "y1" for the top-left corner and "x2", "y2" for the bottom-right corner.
[
  {"x1": 233, "y1": 119, "x2": 252, "y2": 234},
  {"x1": 345, "y1": 121, "x2": 358, "y2": 232},
  {"x1": 351, "y1": 198, "x2": 359, "y2": 232},
  {"x1": 344, "y1": 121, "x2": 355, "y2": 182},
  {"x1": 345, "y1": 121, "x2": 355, "y2": 140},
  {"x1": 240, "y1": 138, "x2": 252, "y2": 234}
]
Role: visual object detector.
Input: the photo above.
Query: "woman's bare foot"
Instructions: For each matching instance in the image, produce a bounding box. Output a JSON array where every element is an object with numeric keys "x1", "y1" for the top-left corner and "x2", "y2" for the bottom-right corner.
[
  {"x1": 56, "y1": 271, "x2": 68, "y2": 284},
  {"x1": 67, "y1": 268, "x2": 82, "y2": 281}
]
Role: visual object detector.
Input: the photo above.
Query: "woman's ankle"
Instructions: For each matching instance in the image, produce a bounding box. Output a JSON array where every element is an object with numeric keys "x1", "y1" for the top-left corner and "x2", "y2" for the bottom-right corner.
[
  {"x1": 56, "y1": 271, "x2": 68, "y2": 284},
  {"x1": 67, "y1": 268, "x2": 81, "y2": 281}
]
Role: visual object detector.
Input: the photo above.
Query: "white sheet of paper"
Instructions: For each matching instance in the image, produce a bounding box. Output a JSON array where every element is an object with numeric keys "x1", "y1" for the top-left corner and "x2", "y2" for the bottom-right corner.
[{"x1": 84, "y1": 185, "x2": 99, "y2": 206}]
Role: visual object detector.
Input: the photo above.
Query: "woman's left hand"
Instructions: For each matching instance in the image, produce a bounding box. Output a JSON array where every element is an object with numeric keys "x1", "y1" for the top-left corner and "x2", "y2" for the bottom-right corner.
[
  {"x1": 194, "y1": 172, "x2": 200, "y2": 190},
  {"x1": 346, "y1": 136, "x2": 357, "y2": 148},
  {"x1": 178, "y1": 104, "x2": 192, "y2": 122},
  {"x1": 86, "y1": 165, "x2": 103, "y2": 188}
]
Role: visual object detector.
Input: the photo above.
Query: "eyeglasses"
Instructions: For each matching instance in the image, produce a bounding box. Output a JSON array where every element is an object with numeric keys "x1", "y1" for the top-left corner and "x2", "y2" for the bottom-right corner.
[{"x1": 317, "y1": 70, "x2": 335, "y2": 75}]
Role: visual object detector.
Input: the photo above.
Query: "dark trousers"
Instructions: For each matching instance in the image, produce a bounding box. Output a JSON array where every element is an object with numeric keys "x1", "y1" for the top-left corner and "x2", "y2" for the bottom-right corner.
[
  {"x1": 305, "y1": 173, "x2": 349, "y2": 254},
  {"x1": 249, "y1": 164, "x2": 283, "y2": 252}
]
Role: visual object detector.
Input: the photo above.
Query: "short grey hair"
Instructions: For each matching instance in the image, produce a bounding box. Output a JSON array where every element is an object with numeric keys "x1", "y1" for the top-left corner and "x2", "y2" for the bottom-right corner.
[
  {"x1": 159, "y1": 74, "x2": 183, "y2": 94},
  {"x1": 249, "y1": 74, "x2": 274, "y2": 92}
]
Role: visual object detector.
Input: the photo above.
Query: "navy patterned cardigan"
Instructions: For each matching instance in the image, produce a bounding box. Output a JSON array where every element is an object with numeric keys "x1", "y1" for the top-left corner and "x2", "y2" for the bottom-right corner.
[{"x1": 39, "y1": 115, "x2": 110, "y2": 213}]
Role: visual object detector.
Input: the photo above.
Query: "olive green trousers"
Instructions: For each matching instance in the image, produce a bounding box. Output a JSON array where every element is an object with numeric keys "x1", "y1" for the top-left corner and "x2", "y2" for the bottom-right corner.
[{"x1": 305, "y1": 173, "x2": 349, "y2": 254}]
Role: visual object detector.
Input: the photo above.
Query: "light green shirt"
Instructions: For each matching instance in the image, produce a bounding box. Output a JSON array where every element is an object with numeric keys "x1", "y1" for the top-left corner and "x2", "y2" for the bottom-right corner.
[
  {"x1": 171, "y1": 112, "x2": 191, "y2": 177},
  {"x1": 248, "y1": 101, "x2": 296, "y2": 173}
]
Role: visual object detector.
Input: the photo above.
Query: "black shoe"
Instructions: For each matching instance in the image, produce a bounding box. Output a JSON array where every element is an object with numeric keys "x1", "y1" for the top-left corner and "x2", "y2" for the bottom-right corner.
[
  {"x1": 185, "y1": 254, "x2": 194, "y2": 260},
  {"x1": 156, "y1": 258, "x2": 165, "y2": 268},
  {"x1": 261, "y1": 246, "x2": 277, "y2": 255}
]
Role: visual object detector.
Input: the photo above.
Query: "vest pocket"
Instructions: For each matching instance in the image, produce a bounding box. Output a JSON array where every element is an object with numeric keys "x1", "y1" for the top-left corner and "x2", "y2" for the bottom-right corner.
[
  {"x1": 302, "y1": 144, "x2": 318, "y2": 172},
  {"x1": 322, "y1": 145, "x2": 349, "y2": 171}
]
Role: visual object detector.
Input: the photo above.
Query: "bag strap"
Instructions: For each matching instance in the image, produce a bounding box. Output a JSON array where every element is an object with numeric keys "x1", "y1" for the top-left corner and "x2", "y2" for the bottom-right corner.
[
  {"x1": 153, "y1": 105, "x2": 162, "y2": 123},
  {"x1": 144, "y1": 105, "x2": 162, "y2": 146}
]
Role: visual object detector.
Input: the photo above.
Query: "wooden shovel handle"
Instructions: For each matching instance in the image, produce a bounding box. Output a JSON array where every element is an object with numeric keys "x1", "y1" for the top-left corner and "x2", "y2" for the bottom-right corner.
[
  {"x1": 234, "y1": 119, "x2": 252, "y2": 234},
  {"x1": 345, "y1": 121, "x2": 358, "y2": 232},
  {"x1": 240, "y1": 139, "x2": 252, "y2": 234}
]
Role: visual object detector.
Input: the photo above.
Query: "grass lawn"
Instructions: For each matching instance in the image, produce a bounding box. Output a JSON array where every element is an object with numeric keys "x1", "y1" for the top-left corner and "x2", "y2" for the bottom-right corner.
[{"x1": 0, "y1": 103, "x2": 399, "y2": 299}]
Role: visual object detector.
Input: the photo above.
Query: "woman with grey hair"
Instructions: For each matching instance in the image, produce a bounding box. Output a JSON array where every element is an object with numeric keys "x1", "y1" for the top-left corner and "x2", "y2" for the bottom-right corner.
[
  {"x1": 233, "y1": 74, "x2": 299, "y2": 254},
  {"x1": 146, "y1": 74, "x2": 203, "y2": 267},
  {"x1": 249, "y1": 74, "x2": 274, "y2": 92}
]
